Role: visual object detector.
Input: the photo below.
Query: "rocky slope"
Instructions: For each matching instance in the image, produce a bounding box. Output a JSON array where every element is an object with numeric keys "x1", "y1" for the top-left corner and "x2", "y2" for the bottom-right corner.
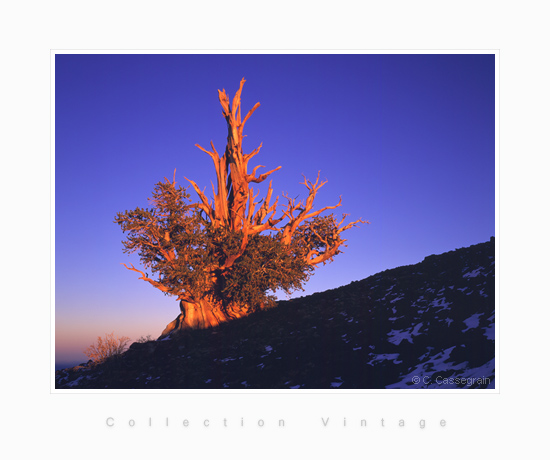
[{"x1": 56, "y1": 238, "x2": 495, "y2": 389}]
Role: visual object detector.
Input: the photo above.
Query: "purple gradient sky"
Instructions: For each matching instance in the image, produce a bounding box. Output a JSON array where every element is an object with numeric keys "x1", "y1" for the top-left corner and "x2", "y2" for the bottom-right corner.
[{"x1": 55, "y1": 53, "x2": 495, "y2": 365}]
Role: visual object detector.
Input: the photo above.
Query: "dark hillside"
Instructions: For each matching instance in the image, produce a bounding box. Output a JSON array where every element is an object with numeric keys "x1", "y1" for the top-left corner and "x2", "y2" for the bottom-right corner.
[{"x1": 56, "y1": 238, "x2": 495, "y2": 389}]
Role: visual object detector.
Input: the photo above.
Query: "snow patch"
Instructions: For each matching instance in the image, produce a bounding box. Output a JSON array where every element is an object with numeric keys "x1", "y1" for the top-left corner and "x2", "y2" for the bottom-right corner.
[
  {"x1": 463, "y1": 267, "x2": 484, "y2": 278},
  {"x1": 483, "y1": 322, "x2": 495, "y2": 340},
  {"x1": 388, "y1": 329, "x2": 412, "y2": 346},
  {"x1": 390, "y1": 296, "x2": 404, "y2": 304},
  {"x1": 462, "y1": 313, "x2": 483, "y2": 332},
  {"x1": 430, "y1": 297, "x2": 451, "y2": 311},
  {"x1": 367, "y1": 353, "x2": 402, "y2": 365},
  {"x1": 65, "y1": 375, "x2": 87, "y2": 387},
  {"x1": 386, "y1": 347, "x2": 470, "y2": 389},
  {"x1": 387, "y1": 323, "x2": 423, "y2": 345}
]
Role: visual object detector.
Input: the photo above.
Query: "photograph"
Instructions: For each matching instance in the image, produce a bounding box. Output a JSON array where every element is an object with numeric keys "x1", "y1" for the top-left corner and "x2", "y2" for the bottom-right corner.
[
  {"x1": 53, "y1": 52, "x2": 496, "y2": 390},
  {"x1": 8, "y1": 1, "x2": 550, "y2": 457}
]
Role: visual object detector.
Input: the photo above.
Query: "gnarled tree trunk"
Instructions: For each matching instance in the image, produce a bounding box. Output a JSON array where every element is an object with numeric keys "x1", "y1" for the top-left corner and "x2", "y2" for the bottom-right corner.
[{"x1": 159, "y1": 298, "x2": 251, "y2": 338}]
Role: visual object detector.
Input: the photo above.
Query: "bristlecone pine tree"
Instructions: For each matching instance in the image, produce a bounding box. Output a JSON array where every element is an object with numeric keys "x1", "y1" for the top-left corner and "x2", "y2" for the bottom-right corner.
[{"x1": 115, "y1": 79, "x2": 366, "y2": 337}]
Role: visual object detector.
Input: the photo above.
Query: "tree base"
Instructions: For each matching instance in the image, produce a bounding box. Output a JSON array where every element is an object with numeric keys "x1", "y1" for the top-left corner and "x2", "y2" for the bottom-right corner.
[
  {"x1": 158, "y1": 299, "x2": 249, "y2": 339},
  {"x1": 158, "y1": 313, "x2": 191, "y2": 339}
]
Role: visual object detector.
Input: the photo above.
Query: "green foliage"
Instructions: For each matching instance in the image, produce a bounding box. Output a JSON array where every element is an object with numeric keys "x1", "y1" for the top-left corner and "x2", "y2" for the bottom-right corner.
[
  {"x1": 115, "y1": 180, "x2": 314, "y2": 310},
  {"x1": 221, "y1": 233, "x2": 314, "y2": 312},
  {"x1": 291, "y1": 214, "x2": 346, "y2": 262},
  {"x1": 115, "y1": 180, "x2": 210, "y2": 300}
]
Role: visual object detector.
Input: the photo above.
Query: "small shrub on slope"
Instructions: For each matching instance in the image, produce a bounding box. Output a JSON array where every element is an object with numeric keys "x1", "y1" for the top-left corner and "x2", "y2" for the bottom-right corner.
[{"x1": 84, "y1": 332, "x2": 131, "y2": 364}]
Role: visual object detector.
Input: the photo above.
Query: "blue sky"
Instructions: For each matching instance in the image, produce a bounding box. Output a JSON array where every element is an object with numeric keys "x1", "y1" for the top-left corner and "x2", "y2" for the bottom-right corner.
[{"x1": 55, "y1": 53, "x2": 495, "y2": 364}]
